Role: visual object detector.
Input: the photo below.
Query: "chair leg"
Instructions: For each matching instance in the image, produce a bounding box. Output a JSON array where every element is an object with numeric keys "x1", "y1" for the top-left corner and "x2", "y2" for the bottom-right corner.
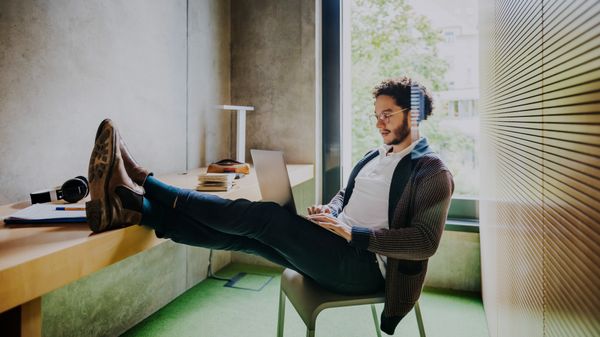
[
  {"x1": 370, "y1": 304, "x2": 383, "y2": 337},
  {"x1": 277, "y1": 289, "x2": 286, "y2": 337},
  {"x1": 414, "y1": 301, "x2": 426, "y2": 337}
]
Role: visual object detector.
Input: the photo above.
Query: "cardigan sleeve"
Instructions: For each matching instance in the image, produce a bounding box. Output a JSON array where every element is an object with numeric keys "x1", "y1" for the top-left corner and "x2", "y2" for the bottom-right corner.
[
  {"x1": 349, "y1": 170, "x2": 454, "y2": 260},
  {"x1": 325, "y1": 188, "x2": 345, "y2": 217}
]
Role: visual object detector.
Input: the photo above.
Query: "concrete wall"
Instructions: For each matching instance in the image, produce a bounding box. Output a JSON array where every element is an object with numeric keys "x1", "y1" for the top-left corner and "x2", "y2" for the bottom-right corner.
[
  {"x1": 425, "y1": 230, "x2": 481, "y2": 292},
  {"x1": 0, "y1": 0, "x2": 186, "y2": 204},
  {"x1": 187, "y1": 0, "x2": 232, "y2": 167},
  {"x1": 0, "y1": 0, "x2": 232, "y2": 335},
  {"x1": 231, "y1": 0, "x2": 316, "y2": 165},
  {"x1": 42, "y1": 242, "x2": 230, "y2": 337},
  {"x1": 0, "y1": 0, "x2": 232, "y2": 204}
]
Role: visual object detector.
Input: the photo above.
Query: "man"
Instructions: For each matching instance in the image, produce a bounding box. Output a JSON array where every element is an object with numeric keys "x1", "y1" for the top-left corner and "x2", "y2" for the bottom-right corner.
[{"x1": 86, "y1": 77, "x2": 453, "y2": 335}]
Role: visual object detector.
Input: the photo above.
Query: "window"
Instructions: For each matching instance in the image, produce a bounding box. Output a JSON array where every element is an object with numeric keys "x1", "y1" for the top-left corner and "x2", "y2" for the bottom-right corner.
[{"x1": 345, "y1": 0, "x2": 479, "y2": 198}]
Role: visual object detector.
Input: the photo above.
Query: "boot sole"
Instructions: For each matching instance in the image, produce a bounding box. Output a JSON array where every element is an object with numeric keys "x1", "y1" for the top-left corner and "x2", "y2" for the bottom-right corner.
[
  {"x1": 94, "y1": 118, "x2": 111, "y2": 140},
  {"x1": 86, "y1": 121, "x2": 116, "y2": 233}
]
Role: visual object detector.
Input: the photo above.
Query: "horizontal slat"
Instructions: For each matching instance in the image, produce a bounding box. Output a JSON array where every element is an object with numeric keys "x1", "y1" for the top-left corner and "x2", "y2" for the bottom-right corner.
[
  {"x1": 542, "y1": 123, "x2": 600, "y2": 134},
  {"x1": 544, "y1": 159, "x2": 600, "y2": 196},
  {"x1": 543, "y1": 102, "x2": 600, "y2": 115},
  {"x1": 543, "y1": 112, "x2": 600, "y2": 124},
  {"x1": 487, "y1": 84, "x2": 544, "y2": 107},
  {"x1": 491, "y1": 125, "x2": 544, "y2": 143},
  {"x1": 541, "y1": 91, "x2": 600, "y2": 107},
  {"x1": 543, "y1": 58, "x2": 600, "y2": 91},
  {"x1": 544, "y1": 256, "x2": 600, "y2": 308},
  {"x1": 542, "y1": 130, "x2": 600, "y2": 145},
  {"x1": 543, "y1": 138, "x2": 600, "y2": 159},
  {"x1": 493, "y1": 131, "x2": 600, "y2": 189},
  {"x1": 490, "y1": 56, "x2": 543, "y2": 99},
  {"x1": 544, "y1": 78, "x2": 600, "y2": 102},
  {"x1": 543, "y1": 3, "x2": 599, "y2": 53},
  {"x1": 544, "y1": 257, "x2": 600, "y2": 313},
  {"x1": 543, "y1": 177, "x2": 600, "y2": 223},
  {"x1": 487, "y1": 74, "x2": 543, "y2": 105},
  {"x1": 490, "y1": 2, "x2": 542, "y2": 76},
  {"x1": 542, "y1": 144, "x2": 600, "y2": 170},
  {"x1": 544, "y1": 199, "x2": 600, "y2": 253}
]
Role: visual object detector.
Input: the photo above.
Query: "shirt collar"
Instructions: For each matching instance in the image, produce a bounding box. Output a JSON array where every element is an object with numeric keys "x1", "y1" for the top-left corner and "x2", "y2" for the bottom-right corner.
[
  {"x1": 411, "y1": 137, "x2": 434, "y2": 159},
  {"x1": 378, "y1": 137, "x2": 423, "y2": 159}
]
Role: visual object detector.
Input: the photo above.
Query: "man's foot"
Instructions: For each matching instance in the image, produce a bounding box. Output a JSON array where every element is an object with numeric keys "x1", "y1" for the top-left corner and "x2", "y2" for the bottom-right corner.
[
  {"x1": 86, "y1": 119, "x2": 144, "y2": 233},
  {"x1": 119, "y1": 137, "x2": 153, "y2": 186},
  {"x1": 93, "y1": 122, "x2": 153, "y2": 186}
]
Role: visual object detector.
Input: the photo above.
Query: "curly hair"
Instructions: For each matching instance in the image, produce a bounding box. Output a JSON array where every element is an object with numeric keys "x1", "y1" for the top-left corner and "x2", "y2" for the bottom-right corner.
[{"x1": 372, "y1": 77, "x2": 433, "y2": 120}]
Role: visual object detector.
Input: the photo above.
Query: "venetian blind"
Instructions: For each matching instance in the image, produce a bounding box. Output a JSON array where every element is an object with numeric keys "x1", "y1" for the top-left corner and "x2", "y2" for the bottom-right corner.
[{"x1": 480, "y1": 0, "x2": 600, "y2": 336}]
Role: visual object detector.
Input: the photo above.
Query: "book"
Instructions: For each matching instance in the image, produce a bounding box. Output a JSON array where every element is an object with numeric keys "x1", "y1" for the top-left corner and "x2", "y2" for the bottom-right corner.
[
  {"x1": 198, "y1": 173, "x2": 236, "y2": 183},
  {"x1": 196, "y1": 184, "x2": 234, "y2": 192},
  {"x1": 3, "y1": 203, "x2": 87, "y2": 224},
  {"x1": 196, "y1": 173, "x2": 236, "y2": 192}
]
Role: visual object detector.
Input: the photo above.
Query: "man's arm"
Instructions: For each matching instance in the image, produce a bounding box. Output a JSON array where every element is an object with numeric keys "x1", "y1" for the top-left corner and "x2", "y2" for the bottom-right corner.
[
  {"x1": 350, "y1": 170, "x2": 454, "y2": 260},
  {"x1": 324, "y1": 188, "x2": 345, "y2": 216}
]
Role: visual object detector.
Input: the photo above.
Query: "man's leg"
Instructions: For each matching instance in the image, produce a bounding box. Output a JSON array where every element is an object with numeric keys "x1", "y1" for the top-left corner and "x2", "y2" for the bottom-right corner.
[
  {"x1": 141, "y1": 195, "x2": 296, "y2": 269},
  {"x1": 143, "y1": 176, "x2": 384, "y2": 295}
]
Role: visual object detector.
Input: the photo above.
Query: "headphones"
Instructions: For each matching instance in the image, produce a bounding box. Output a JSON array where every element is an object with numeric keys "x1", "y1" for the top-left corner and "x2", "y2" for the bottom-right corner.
[{"x1": 30, "y1": 176, "x2": 89, "y2": 204}]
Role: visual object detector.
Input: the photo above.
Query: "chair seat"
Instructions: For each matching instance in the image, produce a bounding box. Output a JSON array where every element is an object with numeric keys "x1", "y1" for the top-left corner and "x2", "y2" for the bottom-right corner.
[{"x1": 280, "y1": 269, "x2": 385, "y2": 330}]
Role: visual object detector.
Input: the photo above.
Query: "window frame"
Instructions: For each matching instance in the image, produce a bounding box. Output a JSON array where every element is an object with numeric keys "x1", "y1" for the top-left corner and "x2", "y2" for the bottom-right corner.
[{"x1": 446, "y1": 196, "x2": 479, "y2": 232}]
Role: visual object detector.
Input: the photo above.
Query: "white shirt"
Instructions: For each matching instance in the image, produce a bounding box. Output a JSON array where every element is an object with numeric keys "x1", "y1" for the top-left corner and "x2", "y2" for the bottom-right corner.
[{"x1": 337, "y1": 139, "x2": 420, "y2": 277}]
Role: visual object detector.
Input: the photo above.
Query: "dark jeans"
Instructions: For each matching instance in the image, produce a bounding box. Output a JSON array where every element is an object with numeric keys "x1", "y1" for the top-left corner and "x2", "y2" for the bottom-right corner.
[{"x1": 140, "y1": 176, "x2": 384, "y2": 295}]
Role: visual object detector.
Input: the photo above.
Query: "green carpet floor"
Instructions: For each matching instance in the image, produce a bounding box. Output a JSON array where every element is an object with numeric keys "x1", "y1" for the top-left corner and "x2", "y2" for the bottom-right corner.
[{"x1": 122, "y1": 263, "x2": 489, "y2": 337}]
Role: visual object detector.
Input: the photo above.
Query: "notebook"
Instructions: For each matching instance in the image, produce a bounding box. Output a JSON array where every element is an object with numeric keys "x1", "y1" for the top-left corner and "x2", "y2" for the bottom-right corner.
[
  {"x1": 250, "y1": 149, "x2": 297, "y2": 215},
  {"x1": 4, "y1": 203, "x2": 87, "y2": 224}
]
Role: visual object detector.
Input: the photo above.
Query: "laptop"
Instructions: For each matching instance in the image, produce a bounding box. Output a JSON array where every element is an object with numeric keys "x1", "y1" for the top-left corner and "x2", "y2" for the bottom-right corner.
[{"x1": 250, "y1": 149, "x2": 297, "y2": 215}]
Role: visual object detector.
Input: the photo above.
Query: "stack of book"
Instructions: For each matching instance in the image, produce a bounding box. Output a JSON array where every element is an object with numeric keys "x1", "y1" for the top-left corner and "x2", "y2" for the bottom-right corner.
[{"x1": 196, "y1": 173, "x2": 236, "y2": 192}]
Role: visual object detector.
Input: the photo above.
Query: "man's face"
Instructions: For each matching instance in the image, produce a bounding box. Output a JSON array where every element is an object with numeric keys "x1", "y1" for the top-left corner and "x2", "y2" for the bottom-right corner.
[{"x1": 374, "y1": 95, "x2": 410, "y2": 146}]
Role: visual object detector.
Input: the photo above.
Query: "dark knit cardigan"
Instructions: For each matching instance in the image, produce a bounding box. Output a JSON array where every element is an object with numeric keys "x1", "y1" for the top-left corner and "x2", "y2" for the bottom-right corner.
[{"x1": 326, "y1": 137, "x2": 454, "y2": 335}]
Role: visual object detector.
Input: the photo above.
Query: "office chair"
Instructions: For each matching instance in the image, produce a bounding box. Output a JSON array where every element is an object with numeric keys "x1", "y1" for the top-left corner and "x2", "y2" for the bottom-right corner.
[{"x1": 276, "y1": 268, "x2": 426, "y2": 337}]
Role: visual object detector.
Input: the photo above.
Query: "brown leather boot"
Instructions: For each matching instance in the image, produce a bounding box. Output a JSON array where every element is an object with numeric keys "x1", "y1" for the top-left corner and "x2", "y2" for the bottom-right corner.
[
  {"x1": 86, "y1": 119, "x2": 144, "y2": 233},
  {"x1": 119, "y1": 136, "x2": 153, "y2": 186},
  {"x1": 93, "y1": 121, "x2": 152, "y2": 186}
]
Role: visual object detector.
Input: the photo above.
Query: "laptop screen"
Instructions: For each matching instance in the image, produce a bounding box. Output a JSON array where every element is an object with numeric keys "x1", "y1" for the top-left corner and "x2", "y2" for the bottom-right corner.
[{"x1": 250, "y1": 149, "x2": 297, "y2": 215}]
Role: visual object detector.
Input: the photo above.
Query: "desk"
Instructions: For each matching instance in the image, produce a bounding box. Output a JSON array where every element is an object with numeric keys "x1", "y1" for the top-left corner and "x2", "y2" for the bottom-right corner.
[{"x1": 0, "y1": 165, "x2": 313, "y2": 337}]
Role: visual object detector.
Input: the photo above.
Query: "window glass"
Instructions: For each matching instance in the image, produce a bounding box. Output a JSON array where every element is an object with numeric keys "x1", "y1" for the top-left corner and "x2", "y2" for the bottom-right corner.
[{"x1": 349, "y1": 0, "x2": 479, "y2": 197}]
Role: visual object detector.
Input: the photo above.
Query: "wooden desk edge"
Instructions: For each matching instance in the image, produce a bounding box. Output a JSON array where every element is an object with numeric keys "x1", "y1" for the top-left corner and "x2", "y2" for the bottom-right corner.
[{"x1": 0, "y1": 226, "x2": 164, "y2": 313}]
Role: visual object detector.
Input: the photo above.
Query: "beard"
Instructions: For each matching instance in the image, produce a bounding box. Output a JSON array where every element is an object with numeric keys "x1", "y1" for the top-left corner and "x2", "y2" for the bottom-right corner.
[{"x1": 385, "y1": 112, "x2": 410, "y2": 145}]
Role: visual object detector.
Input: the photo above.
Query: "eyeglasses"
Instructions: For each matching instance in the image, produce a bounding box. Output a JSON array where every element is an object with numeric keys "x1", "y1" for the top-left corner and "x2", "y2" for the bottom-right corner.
[{"x1": 371, "y1": 109, "x2": 406, "y2": 123}]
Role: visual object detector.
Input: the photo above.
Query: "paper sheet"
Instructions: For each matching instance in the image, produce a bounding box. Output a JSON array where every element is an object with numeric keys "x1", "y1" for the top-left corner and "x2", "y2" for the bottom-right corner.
[{"x1": 4, "y1": 203, "x2": 87, "y2": 224}]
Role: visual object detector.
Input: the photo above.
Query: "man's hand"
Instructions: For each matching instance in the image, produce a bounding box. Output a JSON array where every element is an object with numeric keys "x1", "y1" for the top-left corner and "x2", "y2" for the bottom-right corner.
[
  {"x1": 307, "y1": 204, "x2": 331, "y2": 215},
  {"x1": 306, "y1": 213, "x2": 352, "y2": 242}
]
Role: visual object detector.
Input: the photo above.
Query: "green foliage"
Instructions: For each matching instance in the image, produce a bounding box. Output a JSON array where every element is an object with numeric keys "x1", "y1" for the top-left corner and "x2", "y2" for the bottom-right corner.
[{"x1": 420, "y1": 113, "x2": 479, "y2": 195}]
